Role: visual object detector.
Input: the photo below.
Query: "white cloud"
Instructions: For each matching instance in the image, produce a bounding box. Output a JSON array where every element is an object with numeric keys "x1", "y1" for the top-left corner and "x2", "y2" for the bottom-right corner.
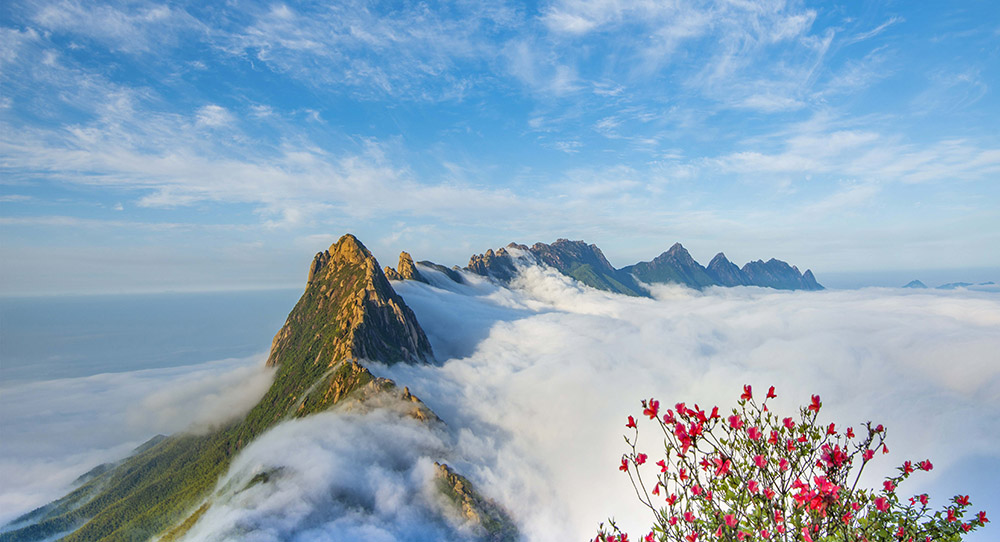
[
  {"x1": 0, "y1": 355, "x2": 273, "y2": 524},
  {"x1": 380, "y1": 265, "x2": 1000, "y2": 540},
  {"x1": 195, "y1": 104, "x2": 234, "y2": 128}
]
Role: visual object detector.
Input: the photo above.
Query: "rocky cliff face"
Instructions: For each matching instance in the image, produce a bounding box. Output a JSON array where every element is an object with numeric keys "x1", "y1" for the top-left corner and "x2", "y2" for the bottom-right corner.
[
  {"x1": 268, "y1": 235, "x2": 432, "y2": 369},
  {"x1": 384, "y1": 251, "x2": 429, "y2": 283},
  {"x1": 467, "y1": 247, "x2": 519, "y2": 281}
]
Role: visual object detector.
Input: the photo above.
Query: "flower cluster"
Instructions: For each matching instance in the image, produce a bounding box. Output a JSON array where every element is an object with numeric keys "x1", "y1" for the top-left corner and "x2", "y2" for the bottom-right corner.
[{"x1": 596, "y1": 385, "x2": 988, "y2": 542}]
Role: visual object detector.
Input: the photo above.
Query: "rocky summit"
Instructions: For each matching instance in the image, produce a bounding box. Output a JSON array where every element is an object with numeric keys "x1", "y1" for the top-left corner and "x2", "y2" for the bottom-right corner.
[{"x1": 4, "y1": 234, "x2": 514, "y2": 542}]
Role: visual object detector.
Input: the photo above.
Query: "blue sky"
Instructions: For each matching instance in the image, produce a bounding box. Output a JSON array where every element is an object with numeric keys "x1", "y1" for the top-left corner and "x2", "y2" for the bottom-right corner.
[{"x1": 1, "y1": 0, "x2": 998, "y2": 294}]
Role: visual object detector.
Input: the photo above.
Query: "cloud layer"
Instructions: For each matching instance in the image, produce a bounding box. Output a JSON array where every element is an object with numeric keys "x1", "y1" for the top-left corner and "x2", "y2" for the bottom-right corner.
[{"x1": 2, "y1": 268, "x2": 998, "y2": 540}]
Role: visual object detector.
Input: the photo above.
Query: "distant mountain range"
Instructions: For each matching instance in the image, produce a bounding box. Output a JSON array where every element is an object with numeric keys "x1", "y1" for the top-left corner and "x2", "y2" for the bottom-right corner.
[
  {"x1": 902, "y1": 280, "x2": 996, "y2": 290},
  {"x1": 450, "y1": 239, "x2": 822, "y2": 294}
]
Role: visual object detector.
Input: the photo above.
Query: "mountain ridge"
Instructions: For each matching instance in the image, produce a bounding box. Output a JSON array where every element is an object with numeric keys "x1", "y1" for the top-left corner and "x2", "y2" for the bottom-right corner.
[{"x1": 454, "y1": 238, "x2": 823, "y2": 294}]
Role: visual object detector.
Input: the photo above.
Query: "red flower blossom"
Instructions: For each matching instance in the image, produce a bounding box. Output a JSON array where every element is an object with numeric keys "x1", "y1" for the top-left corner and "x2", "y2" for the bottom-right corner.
[
  {"x1": 875, "y1": 497, "x2": 890, "y2": 512},
  {"x1": 767, "y1": 386, "x2": 777, "y2": 399},
  {"x1": 714, "y1": 457, "x2": 732, "y2": 477},
  {"x1": 902, "y1": 461, "x2": 914, "y2": 475},
  {"x1": 725, "y1": 514, "x2": 737, "y2": 528},
  {"x1": 644, "y1": 399, "x2": 660, "y2": 420},
  {"x1": 783, "y1": 417, "x2": 795, "y2": 430},
  {"x1": 626, "y1": 415, "x2": 637, "y2": 429},
  {"x1": 754, "y1": 454, "x2": 766, "y2": 469},
  {"x1": 947, "y1": 508, "x2": 957, "y2": 522},
  {"x1": 619, "y1": 458, "x2": 629, "y2": 472},
  {"x1": 657, "y1": 459, "x2": 668, "y2": 473},
  {"x1": 919, "y1": 459, "x2": 933, "y2": 471},
  {"x1": 768, "y1": 430, "x2": 779, "y2": 445},
  {"x1": 636, "y1": 453, "x2": 648, "y2": 465},
  {"x1": 779, "y1": 458, "x2": 789, "y2": 471},
  {"x1": 978, "y1": 511, "x2": 989, "y2": 523},
  {"x1": 863, "y1": 449, "x2": 874, "y2": 461},
  {"x1": 741, "y1": 384, "x2": 753, "y2": 401},
  {"x1": 884, "y1": 480, "x2": 895, "y2": 492},
  {"x1": 645, "y1": 532, "x2": 655, "y2": 542},
  {"x1": 808, "y1": 395, "x2": 822, "y2": 412},
  {"x1": 846, "y1": 427, "x2": 855, "y2": 438},
  {"x1": 764, "y1": 487, "x2": 776, "y2": 500},
  {"x1": 728, "y1": 414, "x2": 744, "y2": 430},
  {"x1": 684, "y1": 511, "x2": 696, "y2": 523},
  {"x1": 957, "y1": 495, "x2": 970, "y2": 506},
  {"x1": 747, "y1": 426, "x2": 762, "y2": 440},
  {"x1": 748, "y1": 480, "x2": 759, "y2": 494},
  {"x1": 685, "y1": 531, "x2": 698, "y2": 542},
  {"x1": 827, "y1": 423, "x2": 836, "y2": 435}
]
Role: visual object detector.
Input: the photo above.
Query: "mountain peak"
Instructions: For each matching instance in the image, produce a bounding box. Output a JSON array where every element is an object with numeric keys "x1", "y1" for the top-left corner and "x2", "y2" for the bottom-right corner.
[{"x1": 269, "y1": 235, "x2": 432, "y2": 368}]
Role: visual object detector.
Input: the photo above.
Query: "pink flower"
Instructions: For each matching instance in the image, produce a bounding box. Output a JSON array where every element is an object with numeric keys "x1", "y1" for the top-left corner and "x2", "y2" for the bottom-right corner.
[
  {"x1": 619, "y1": 458, "x2": 629, "y2": 472},
  {"x1": 714, "y1": 457, "x2": 731, "y2": 477},
  {"x1": 645, "y1": 532, "x2": 655, "y2": 542},
  {"x1": 754, "y1": 454, "x2": 767, "y2": 469},
  {"x1": 919, "y1": 459, "x2": 933, "y2": 471},
  {"x1": 742, "y1": 384, "x2": 753, "y2": 401},
  {"x1": 760, "y1": 529, "x2": 769, "y2": 539},
  {"x1": 779, "y1": 458, "x2": 789, "y2": 471},
  {"x1": 644, "y1": 399, "x2": 660, "y2": 420},
  {"x1": 783, "y1": 417, "x2": 795, "y2": 430},
  {"x1": 874, "y1": 497, "x2": 890, "y2": 512},
  {"x1": 763, "y1": 487, "x2": 776, "y2": 500},
  {"x1": 846, "y1": 427, "x2": 855, "y2": 438},
  {"x1": 747, "y1": 426, "x2": 762, "y2": 440},
  {"x1": 747, "y1": 480, "x2": 759, "y2": 494},
  {"x1": 957, "y1": 495, "x2": 970, "y2": 506},
  {"x1": 725, "y1": 514, "x2": 737, "y2": 528},
  {"x1": 684, "y1": 511, "x2": 696, "y2": 523},
  {"x1": 636, "y1": 453, "x2": 648, "y2": 465},
  {"x1": 728, "y1": 414, "x2": 744, "y2": 430},
  {"x1": 884, "y1": 480, "x2": 895, "y2": 492},
  {"x1": 978, "y1": 511, "x2": 989, "y2": 524},
  {"x1": 626, "y1": 415, "x2": 637, "y2": 429},
  {"x1": 827, "y1": 423, "x2": 836, "y2": 435},
  {"x1": 767, "y1": 386, "x2": 777, "y2": 399},
  {"x1": 902, "y1": 461, "x2": 914, "y2": 475},
  {"x1": 863, "y1": 449, "x2": 874, "y2": 461},
  {"x1": 808, "y1": 395, "x2": 822, "y2": 412},
  {"x1": 947, "y1": 508, "x2": 957, "y2": 522}
]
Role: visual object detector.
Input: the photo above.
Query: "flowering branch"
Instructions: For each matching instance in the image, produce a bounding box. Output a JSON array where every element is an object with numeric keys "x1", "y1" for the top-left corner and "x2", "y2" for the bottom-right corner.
[{"x1": 597, "y1": 385, "x2": 989, "y2": 542}]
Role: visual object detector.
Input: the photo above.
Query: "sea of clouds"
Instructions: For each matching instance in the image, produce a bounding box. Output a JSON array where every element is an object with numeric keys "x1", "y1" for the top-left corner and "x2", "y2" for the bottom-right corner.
[{"x1": 1, "y1": 263, "x2": 998, "y2": 541}]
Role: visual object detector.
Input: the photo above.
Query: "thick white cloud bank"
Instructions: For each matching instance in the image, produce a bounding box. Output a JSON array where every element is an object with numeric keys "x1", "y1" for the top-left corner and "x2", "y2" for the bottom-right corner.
[
  {"x1": 380, "y1": 264, "x2": 1000, "y2": 540},
  {"x1": 2, "y1": 265, "x2": 998, "y2": 541},
  {"x1": 0, "y1": 356, "x2": 274, "y2": 524}
]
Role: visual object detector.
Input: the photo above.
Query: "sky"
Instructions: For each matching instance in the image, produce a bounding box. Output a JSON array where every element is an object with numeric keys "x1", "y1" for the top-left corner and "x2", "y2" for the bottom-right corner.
[{"x1": 1, "y1": 0, "x2": 999, "y2": 295}]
